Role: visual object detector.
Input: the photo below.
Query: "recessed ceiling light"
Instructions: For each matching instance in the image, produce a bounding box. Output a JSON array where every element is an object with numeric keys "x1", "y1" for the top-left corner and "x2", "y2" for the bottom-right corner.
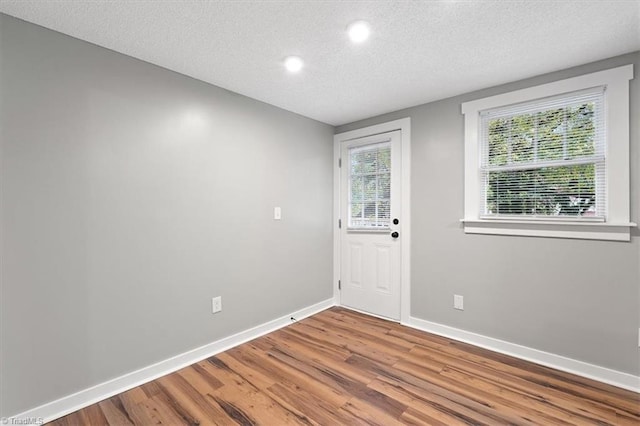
[
  {"x1": 284, "y1": 56, "x2": 304, "y2": 73},
  {"x1": 347, "y1": 20, "x2": 370, "y2": 43}
]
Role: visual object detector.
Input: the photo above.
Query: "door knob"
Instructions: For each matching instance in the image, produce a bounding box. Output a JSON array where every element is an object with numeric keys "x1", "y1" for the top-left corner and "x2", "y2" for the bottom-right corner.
[{"x1": 391, "y1": 231, "x2": 399, "y2": 239}]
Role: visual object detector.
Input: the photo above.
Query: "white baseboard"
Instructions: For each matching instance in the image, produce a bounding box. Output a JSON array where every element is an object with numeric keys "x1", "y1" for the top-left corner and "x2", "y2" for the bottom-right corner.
[
  {"x1": 404, "y1": 316, "x2": 640, "y2": 393},
  {"x1": 11, "y1": 298, "x2": 335, "y2": 423}
]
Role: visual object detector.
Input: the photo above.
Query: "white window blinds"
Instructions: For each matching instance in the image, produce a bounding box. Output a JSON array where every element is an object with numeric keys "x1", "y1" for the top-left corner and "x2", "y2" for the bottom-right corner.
[
  {"x1": 479, "y1": 86, "x2": 606, "y2": 219},
  {"x1": 348, "y1": 142, "x2": 391, "y2": 229}
]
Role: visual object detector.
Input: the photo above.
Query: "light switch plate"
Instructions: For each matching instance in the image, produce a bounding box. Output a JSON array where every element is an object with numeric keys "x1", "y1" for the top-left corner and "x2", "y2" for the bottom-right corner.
[{"x1": 274, "y1": 207, "x2": 282, "y2": 220}]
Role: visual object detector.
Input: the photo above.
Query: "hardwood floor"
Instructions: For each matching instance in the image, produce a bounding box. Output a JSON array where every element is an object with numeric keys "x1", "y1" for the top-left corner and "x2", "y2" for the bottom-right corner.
[{"x1": 49, "y1": 307, "x2": 639, "y2": 425}]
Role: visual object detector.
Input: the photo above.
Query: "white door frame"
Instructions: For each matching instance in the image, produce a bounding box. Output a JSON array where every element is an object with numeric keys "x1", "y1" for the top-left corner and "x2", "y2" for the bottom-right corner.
[{"x1": 333, "y1": 117, "x2": 411, "y2": 324}]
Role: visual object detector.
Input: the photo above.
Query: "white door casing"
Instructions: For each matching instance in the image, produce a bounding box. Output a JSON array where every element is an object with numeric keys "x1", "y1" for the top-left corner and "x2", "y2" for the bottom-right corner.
[{"x1": 333, "y1": 118, "x2": 411, "y2": 323}]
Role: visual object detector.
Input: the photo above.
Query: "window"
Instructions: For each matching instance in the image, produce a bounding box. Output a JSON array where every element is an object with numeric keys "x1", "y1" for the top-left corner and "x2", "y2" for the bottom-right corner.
[
  {"x1": 348, "y1": 142, "x2": 391, "y2": 229},
  {"x1": 481, "y1": 88, "x2": 605, "y2": 219},
  {"x1": 462, "y1": 65, "x2": 634, "y2": 241}
]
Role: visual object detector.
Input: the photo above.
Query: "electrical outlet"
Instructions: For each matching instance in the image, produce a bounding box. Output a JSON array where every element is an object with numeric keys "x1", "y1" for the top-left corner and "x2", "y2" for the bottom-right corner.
[
  {"x1": 212, "y1": 296, "x2": 222, "y2": 314},
  {"x1": 454, "y1": 294, "x2": 464, "y2": 310}
]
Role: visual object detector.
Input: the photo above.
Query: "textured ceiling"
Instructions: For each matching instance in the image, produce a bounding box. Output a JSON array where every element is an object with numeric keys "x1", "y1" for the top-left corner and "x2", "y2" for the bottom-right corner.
[{"x1": 1, "y1": 1, "x2": 639, "y2": 125}]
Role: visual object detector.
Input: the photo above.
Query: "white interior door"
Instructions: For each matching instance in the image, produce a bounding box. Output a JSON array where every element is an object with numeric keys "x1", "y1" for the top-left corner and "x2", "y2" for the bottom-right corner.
[{"x1": 339, "y1": 130, "x2": 401, "y2": 320}]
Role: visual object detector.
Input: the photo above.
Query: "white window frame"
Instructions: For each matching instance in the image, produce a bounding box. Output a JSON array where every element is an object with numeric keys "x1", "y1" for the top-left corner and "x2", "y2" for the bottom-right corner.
[
  {"x1": 461, "y1": 65, "x2": 635, "y2": 241},
  {"x1": 347, "y1": 141, "x2": 392, "y2": 230}
]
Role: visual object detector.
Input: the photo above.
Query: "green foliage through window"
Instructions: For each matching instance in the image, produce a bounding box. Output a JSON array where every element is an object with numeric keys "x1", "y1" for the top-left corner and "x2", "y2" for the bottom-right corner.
[
  {"x1": 486, "y1": 165, "x2": 596, "y2": 216},
  {"x1": 349, "y1": 143, "x2": 391, "y2": 228},
  {"x1": 481, "y1": 90, "x2": 604, "y2": 218}
]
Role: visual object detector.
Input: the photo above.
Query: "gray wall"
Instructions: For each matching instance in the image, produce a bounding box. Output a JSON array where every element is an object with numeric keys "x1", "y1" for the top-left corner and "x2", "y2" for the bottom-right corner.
[
  {"x1": 337, "y1": 51, "x2": 640, "y2": 376},
  {"x1": 1, "y1": 10, "x2": 637, "y2": 419},
  {"x1": 0, "y1": 14, "x2": 333, "y2": 416}
]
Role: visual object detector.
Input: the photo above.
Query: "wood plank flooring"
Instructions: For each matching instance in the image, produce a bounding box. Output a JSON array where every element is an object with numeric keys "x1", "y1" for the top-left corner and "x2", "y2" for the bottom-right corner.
[{"x1": 49, "y1": 307, "x2": 639, "y2": 425}]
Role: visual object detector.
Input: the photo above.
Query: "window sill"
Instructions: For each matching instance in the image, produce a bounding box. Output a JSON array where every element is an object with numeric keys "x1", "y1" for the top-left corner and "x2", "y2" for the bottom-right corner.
[{"x1": 460, "y1": 219, "x2": 636, "y2": 242}]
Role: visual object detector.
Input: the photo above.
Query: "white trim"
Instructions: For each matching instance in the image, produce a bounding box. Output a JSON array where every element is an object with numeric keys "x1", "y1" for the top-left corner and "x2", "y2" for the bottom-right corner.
[
  {"x1": 333, "y1": 129, "x2": 342, "y2": 307},
  {"x1": 404, "y1": 316, "x2": 640, "y2": 393},
  {"x1": 461, "y1": 219, "x2": 636, "y2": 242},
  {"x1": 461, "y1": 64, "x2": 634, "y2": 241},
  {"x1": 10, "y1": 298, "x2": 335, "y2": 423},
  {"x1": 461, "y1": 65, "x2": 633, "y2": 114},
  {"x1": 333, "y1": 118, "x2": 411, "y2": 323}
]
